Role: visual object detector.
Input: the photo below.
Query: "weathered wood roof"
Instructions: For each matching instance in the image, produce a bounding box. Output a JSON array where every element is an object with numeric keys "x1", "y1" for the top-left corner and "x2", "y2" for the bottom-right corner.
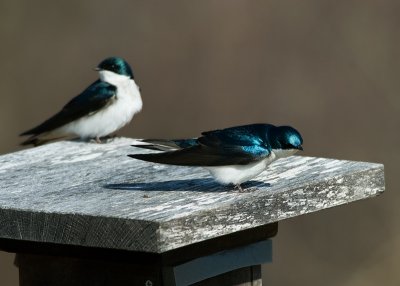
[{"x1": 0, "y1": 138, "x2": 384, "y2": 253}]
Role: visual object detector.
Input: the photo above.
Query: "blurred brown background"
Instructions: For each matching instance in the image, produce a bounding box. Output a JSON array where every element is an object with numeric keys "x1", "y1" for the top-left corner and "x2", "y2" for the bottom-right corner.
[{"x1": 0, "y1": 0, "x2": 399, "y2": 285}]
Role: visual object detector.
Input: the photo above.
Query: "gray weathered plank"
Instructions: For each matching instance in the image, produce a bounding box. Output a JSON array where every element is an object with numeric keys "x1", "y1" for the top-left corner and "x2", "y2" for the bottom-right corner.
[
  {"x1": 164, "y1": 240, "x2": 271, "y2": 286},
  {"x1": 0, "y1": 138, "x2": 384, "y2": 253},
  {"x1": 192, "y1": 266, "x2": 262, "y2": 286}
]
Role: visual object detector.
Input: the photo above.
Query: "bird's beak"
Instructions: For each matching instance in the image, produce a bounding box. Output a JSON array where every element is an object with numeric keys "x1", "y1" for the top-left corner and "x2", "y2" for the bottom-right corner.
[
  {"x1": 298, "y1": 146, "x2": 304, "y2": 151},
  {"x1": 94, "y1": 67, "x2": 101, "y2": 71}
]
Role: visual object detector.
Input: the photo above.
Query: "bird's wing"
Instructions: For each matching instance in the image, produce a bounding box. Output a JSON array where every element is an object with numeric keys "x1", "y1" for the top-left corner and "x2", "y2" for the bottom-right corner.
[
  {"x1": 20, "y1": 80, "x2": 116, "y2": 136},
  {"x1": 129, "y1": 125, "x2": 271, "y2": 166},
  {"x1": 199, "y1": 124, "x2": 272, "y2": 147},
  {"x1": 128, "y1": 144, "x2": 270, "y2": 166}
]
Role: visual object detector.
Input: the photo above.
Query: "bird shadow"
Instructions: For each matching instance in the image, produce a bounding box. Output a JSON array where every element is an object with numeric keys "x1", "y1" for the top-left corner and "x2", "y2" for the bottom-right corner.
[{"x1": 104, "y1": 179, "x2": 270, "y2": 193}]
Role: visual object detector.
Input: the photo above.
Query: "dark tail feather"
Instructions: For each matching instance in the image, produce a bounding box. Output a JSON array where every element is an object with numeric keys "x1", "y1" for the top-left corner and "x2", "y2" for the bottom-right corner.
[
  {"x1": 20, "y1": 136, "x2": 49, "y2": 146},
  {"x1": 20, "y1": 135, "x2": 66, "y2": 146},
  {"x1": 128, "y1": 151, "x2": 200, "y2": 166},
  {"x1": 132, "y1": 138, "x2": 198, "y2": 151},
  {"x1": 131, "y1": 139, "x2": 184, "y2": 151},
  {"x1": 131, "y1": 144, "x2": 172, "y2": 151},
  {"x1": 20, "y1": 130, "x2": 33, "y2": 137}
]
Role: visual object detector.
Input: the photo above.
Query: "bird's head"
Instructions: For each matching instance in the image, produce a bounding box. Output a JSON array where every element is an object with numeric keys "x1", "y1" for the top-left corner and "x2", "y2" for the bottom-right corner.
[
  {"x1": 96, "y1": 57, "x2": 134, "y2": 83},
  {"x1": 270, "y1": 125, "x2": 303, "y2": 153}
]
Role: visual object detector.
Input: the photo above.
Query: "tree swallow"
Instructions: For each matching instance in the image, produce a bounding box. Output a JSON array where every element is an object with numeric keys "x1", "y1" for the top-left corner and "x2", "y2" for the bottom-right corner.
[
  {"x1": 20, "y1": 57, "x2": 142, "y2": 146},
  {"x1": 128, "y1": 124, "x2": 303, "y2": 191}
]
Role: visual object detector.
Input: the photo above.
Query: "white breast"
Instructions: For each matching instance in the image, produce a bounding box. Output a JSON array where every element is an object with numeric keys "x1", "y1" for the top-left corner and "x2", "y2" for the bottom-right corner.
[
  {"x1": 62, "y1": 73, "x2": 142, "y2": 139},
  {"x1": 205, "y1": 153, "x2": 277, "y2": 185},
  {"x1": 204, "y1": 148, "x2": 300, "y2": 185}
]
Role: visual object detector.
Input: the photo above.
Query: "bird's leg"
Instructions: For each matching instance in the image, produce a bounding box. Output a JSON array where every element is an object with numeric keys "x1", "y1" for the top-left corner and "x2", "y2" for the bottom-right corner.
[
  {"x1": 234, "y1": 184, "x2": 244, "y2": 192},
  {"x1": 89, "y1": 137, "x2": 100, "y2": 144},
  {"x1": 101, "y1": 134, "x2": 117, "y2": 143},
  {"x1": 234, "y1": 183, "x2": 257, "y2": 193}
]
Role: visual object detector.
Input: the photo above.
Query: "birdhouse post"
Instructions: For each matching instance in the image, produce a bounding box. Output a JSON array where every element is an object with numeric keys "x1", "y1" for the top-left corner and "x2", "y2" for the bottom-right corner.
[{"x1": 0, "y1": 138, "x2": 385, "y2": 285}]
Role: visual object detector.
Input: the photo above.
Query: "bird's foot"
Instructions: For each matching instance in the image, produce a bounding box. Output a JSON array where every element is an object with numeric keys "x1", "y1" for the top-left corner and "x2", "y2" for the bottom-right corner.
[
  {"x1": 89, "y1": 137, "x2": 103, "y2": 144},
  {"x1": 102, "y1": 134, "x2": 118, "y2": 143},
  {"x1": 242, "y1": 187, "x2": 257, "y2": 193},
  {"x1": 89, "y1": 135, "x2": 118, "y2": 144},
  {"x1": 234, "y1": 184, "x2": 257, "y2": 193},
  {"x1": 234, "y1": 184, "x2": 244, "y2": 192}
]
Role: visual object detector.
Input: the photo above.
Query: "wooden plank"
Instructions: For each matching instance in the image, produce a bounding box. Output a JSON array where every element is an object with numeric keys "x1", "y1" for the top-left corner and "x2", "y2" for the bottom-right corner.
[
  {"x1": 163, "y1": 240, "x2": 271, "y2": 286},
  {"x1": 191, "y1": 266, "x2": 262, "y2": 286},
  {"x1": 0, "y1": 138, "x2": 385, "y2": 253},
  {"x1": 0, "y1": 223, "x2": 278, "y2": 265},
  {"x1": 161, "y1": 223, "x2": 277, "y2": 265}
]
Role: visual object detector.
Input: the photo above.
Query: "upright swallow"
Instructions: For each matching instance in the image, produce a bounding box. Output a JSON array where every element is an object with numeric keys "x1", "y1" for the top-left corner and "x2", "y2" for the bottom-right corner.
[
  {"x1": 20, "y1": 57, "x2": 142, "y2": 146},
  {"x1": 129, "y1": 124, "x2": 303, "y2": 191}
]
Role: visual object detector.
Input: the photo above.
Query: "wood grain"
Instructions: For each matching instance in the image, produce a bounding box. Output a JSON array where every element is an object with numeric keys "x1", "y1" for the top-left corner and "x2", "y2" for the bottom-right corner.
[{"x1": 0, "y1": 138, "x2": 385, "y2": 253}]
